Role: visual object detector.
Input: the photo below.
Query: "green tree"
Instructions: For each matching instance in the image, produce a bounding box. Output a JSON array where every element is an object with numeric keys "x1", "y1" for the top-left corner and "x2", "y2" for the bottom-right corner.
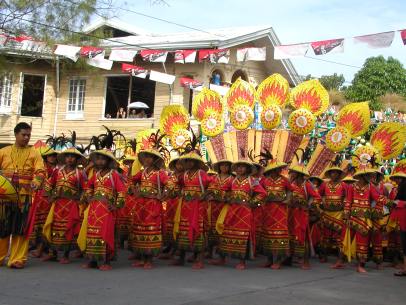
[
  {"x1": 319, "y1": 73, "x2": 345, "y2": 91},
  {"x1": 345, "y1": 56, "x2": 406, "y2": 110}
]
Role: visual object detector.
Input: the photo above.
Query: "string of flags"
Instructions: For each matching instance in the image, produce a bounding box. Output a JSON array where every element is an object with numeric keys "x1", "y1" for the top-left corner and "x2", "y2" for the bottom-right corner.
[{"x1": 274, "y1": 30, "x2": 406, "y2": 59}]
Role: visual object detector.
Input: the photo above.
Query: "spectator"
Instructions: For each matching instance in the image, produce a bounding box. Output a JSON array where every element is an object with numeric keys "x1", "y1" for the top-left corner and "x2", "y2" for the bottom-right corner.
[{"x1": 116, "y1": 107, "x2": 126, "y2": 118}]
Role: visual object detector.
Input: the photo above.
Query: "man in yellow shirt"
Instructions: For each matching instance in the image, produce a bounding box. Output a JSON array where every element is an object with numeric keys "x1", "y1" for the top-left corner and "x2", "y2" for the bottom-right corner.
[{"x1": 0, "y1": 122, "x2": 45, "y2": 269}]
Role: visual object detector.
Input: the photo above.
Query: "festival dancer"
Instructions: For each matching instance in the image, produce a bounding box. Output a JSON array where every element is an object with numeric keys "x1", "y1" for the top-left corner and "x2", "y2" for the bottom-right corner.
[
  {"x1": 78, "y1": 149, "x2": 125, "y2": 271},
  {"x1": 0, "y1": 122, "x2": 45, "y2": 269},
  {"x1": 288, "y1": 160, "x2": 321, "y2": 270},
  {"x1": 318, "y1": 161, "x2": 347, "y2": 268},
  {"x1": 130, "y1": 131, "x2": 169, "y2": 269},
  {"x1": 344, "y1": 166, "x2": 380, "y2": 273},
  {"x1": 260, "y1": 152, "x2": 291, "y2": 269},
  {"x1": 172, "y1": 134, "x2": 211, "y2": 269},
  {"x1": 42, "y1": 148, "x2": 86, "y2": 264},
  {"x1": 206, "y1": 160, "x2": 233, "y2": 259},
  {"x1": 30, "y1": 146, "x2": 58, "y2": 258},
  {"x1": 213, "y1": 154, "x2": 266, "y2": 270}
]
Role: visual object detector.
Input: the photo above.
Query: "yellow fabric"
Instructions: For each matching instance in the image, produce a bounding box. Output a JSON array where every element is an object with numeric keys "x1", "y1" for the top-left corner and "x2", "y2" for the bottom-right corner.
[
  {"x1": 324, "y1": 211, "x2": 342, "y2": 220},
  {"x1": 0, "y1": 145, "x2": 45, "y2": 195},
  {"x1": 173, "y1": 199, "x2": 182, "y2": 240},
  {"x1": 0, "y1": 236, "x2": 30, "y2": 266},
  {"x1": 216, "y1": 204, "x2": 230, "y2": 235},
  {"x1": 42, "y1": 203, "x2": 55, "y2": 242},
  {"x1": 131, "y1": 158, "x2": 142, "y2": 176},
  {"x1": 342, "y1": 227, "x2": 356, "y2": 262},
  {"x1": 386, "y1": 218, "x2": 398, "y2": 232},
  {"x1": 77, "y1": 206, "x2": 90, "y2": 252}
]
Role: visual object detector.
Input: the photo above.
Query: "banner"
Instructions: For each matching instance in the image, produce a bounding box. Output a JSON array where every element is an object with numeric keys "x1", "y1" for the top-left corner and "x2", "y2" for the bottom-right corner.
[
  {"x1": 54, "y1": 44, "x2": 81, "y2": 62},
  {"x1": 174, "y1": 50, "x2": 197, "y2": 63},
  {"x1": 121, "y1": 63, "x2": 148, "y2": 78},
  {"x1": 179, "y1": 77, "x2": 203, "y2": 89},
  {"x1": 400, "y1": 29, "x2": 406, "y2": 45},
  {"x1": 2, "y1": 35, "x2": 47, "y2": 53},
  {"x1": 87, "y1": 53, "x2": 113, "y2": 70},
  {"x1": 109, "y1": 49, "x2": 138, "y2": 62},
  {"x1": 311, "y1": 38, "x2": 344, "y2": 55},
  {"x1": 149, "y1": 70, "x2": 176, "y2": 85},
  {"x1": 353, "y1": 31, "x2": 395, "y2": 49},
  {"x1": 140, "y1": 50, "x2": 168, "y2": 62},
  {"x1": 198, "y1": 49, "x2": 230, "y2": 63},
  {"x1": 80, "y1": 46, "x2": 104, "y2": 58},
  {"x1": 274, "y1": 43, "x2": 309, "y2": 59},
  {"x1": 236, "y1": 47, "x2": 266, "y2": 62}
]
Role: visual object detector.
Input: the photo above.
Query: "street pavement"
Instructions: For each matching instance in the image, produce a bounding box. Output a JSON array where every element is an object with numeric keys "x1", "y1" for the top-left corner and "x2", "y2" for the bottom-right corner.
[{"x1": 1, "y1": 251, "x2": 405, "y2": 305}]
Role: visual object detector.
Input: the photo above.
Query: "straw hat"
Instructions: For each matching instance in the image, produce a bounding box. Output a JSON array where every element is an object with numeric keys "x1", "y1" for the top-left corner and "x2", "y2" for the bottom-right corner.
[
  {"x1": 264, "y1": 161, "x2": 287, "y2": 175},
  {"x1": 138, "y1": 148, "x2": 165, "y2": 169},
  {"x1": 342, "y1": 175, "x2": 357, "y2": 183},
  {"x1": 353, "y1": 167, "x2": 376, "y2": 178},
  {"x1": 40, "y1": 146, "x2": 58, "y2": 157},
  {"x1": 213, "y1": 159, "x2": 232, "y2": 173},
  {"x1": 123, "y1": 155, "x2": 137, "y2": 163},
  {"x1": 289, "y1": 164, "x2": 310, "y2": 177},
  {"x1": 0, "y1": 174, "x2": 18, "y2": 201},
  {"x1": 57, "y1": 147, "x2": 86, "y2": 164},
  {"x1": 90, "y1": 149, "x2": 118, "y2": 166},
  {"x1": 168, "y1": 156, "x2": 180, "y2": 172},
  {"x1": 179, "y1": 151, "x2": 208, "y2": 171},
  {"x1": 231, "y1": 160, "x2": 256, "y2": 175}
]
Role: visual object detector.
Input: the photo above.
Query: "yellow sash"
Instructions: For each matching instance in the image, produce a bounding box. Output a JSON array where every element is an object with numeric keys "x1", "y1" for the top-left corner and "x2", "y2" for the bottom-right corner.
[
  {"x1": 215, "y1": 204, "x2": 230, "y2": 235},
  {"x1": 172, "y1": 198, "x2": 182, "y2": 240},
  {"x1": 77, "y1": 206, "x2": 90, "y2": 252},
  {"x1": 342, "y1": 227, "x2": 356, "y2": 262},
  {"x1": 42, "y1": 203, "x2": 55, "y2": 242},
  {"x1": 386, "y1": 218, "x2": 398, "y2": 232}
]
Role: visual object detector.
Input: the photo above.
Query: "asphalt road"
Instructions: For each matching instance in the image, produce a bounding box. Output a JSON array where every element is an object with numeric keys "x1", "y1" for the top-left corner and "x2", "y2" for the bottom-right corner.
[{"x1": 0, "y1": 251, "x2": 405, "y2": 305}]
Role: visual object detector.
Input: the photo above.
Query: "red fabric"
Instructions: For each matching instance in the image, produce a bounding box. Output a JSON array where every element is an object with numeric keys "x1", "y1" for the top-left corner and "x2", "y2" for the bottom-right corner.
[
  {"x1": 25, "y1": 191, "x2": 39, "y2": 238},
  {"x1": 65, "y1": 203, "x2": 81, "y2": 241},
  {"x1": 100, "y1": 212, "x2": 115, "y2": 252}
]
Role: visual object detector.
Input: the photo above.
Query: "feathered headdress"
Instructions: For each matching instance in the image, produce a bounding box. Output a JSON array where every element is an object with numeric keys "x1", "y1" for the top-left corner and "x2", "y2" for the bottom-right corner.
[
  {"x1": 137, "y1": 129, "x2": 169, "y2": 169},
  {"x1": 288, "y1": 148, "x2": 311, "y2": 176},
  {"x1": 160, "y1": 105, "x2": 190, "y2": 149}
]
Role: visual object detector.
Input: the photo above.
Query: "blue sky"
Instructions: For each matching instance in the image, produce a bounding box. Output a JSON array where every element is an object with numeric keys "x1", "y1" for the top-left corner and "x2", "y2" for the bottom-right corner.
[{"x1": 115, "y1": 0, "x2": 406, "y2": 83}]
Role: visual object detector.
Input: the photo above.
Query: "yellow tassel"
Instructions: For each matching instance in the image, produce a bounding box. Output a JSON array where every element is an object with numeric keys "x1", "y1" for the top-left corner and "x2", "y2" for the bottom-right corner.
[
  {"x1": 172, "y1": 198, "x2": 182, "y2": 241},
  {"x1": 77, "y1": 206, "x2": 90, "y2": 252},
  {"x1": 216, "y1": 204, "x2": 230, "y2": 235}
]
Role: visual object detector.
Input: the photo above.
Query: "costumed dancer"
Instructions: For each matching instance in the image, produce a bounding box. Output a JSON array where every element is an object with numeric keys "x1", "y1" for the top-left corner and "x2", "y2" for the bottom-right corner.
[
  {"x1": 318, "y1": 157, "x2": 347, "y2": 268},
  {"x1": 78, "y1": 149, "x2": 125, "y2": 271},
  {"x1": 130, "y1": 131, "x2": 169, "y2": 269},
  {"x1": 288, "y1": 150, "x2": 321, "y2": 270},
  {"x1": 42, "y1": 148, "x2": 86, "y2": 264},
  {"x1": 213, "y1": 151, "x2": 266, "y2": 270},
  {"x1": 308, "y1": 175, "x2": 323, "y2": 262},
  {"x1": 206, "y1": 160, "x2": 233, "y2": 259},
  {"x1": 0, "y1": 122, "x2": 45, "y2": 269},
  {"x1": 30, "y1": 146, "x2": 58, "y2": 258},
  {"x1": 344, "y1": 165, "x2": 380, "y2": 273},
  {"x1": 260, "y1": 151, "x2": 291, "y2": 269},
  {"x1": 172, "y1": 133, "x2": 211, "y2": 269}
]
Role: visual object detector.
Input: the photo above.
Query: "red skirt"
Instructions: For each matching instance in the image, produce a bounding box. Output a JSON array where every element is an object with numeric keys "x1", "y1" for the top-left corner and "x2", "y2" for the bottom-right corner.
[
  {"x1": 262, "y1": 202, "x2": 290, "y2": 255},
  {"x1": 51, "y1": 198, "x2": 80, "y2": 250}
]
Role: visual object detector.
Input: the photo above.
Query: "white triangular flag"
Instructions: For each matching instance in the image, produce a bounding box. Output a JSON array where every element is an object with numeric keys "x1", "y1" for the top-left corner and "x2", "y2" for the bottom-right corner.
[
  {"x1": 54, "y1": 44, "x2": 81, "y2": 62},
  {"x1": 87, "y1": 52, "x2": 113, "y2": 70},
  {"x1": 274, "y1": 43, "x2": 309, "y2": 59},
  {"x1": 109, "y1": 49, "x2": 138, "y2": 62},
  {"x1": 237, "y1": 47, "x2": 266, "y2": 62},
  {"x1": 353, "y1": 31, "x2": 395, "y2": 49}
]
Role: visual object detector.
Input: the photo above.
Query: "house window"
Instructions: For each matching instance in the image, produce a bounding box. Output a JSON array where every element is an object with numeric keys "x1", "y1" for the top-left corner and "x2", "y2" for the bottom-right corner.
[
  {"x1": 0, "y1": 73, "x2": 13, "y2": 113},
  {"x1": 67, "y1": 79, "x2": 86, "y2": 119},
  {"x1": 104, "y1": 76, "x2": 155, "y2": 119},
  {"x1": 20, "y1": 74, "x2": 45, "y2": 117}
]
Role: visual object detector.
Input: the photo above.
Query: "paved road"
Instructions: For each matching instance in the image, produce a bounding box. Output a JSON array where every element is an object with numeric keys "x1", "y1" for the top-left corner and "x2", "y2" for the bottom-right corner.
[{"x1": 1, "y1": 251, "x2": 405, "y2": 305}]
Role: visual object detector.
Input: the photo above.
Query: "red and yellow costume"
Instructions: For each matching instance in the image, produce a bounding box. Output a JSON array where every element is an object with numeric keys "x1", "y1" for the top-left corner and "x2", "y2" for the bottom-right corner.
[
  {"x1": 78, "y1": 169, "x2": 125, "y2": 261},
  {"x1": 318, "y1": 180, "x2": 347, "y2": 252},
  {"x1": 289, "y1": 181, "x2": 321, "y2": 256},
  {"x1": 261, "y1": 175, "x2": 292, "y2": 256},
  {"x1": 43, "y1": 167, "x2": 86, "y2": 251},
  {"x1": 131, "y1": 168, "x2": 168, "y2": 256},
  {"x1": 174, "y1": 169, "x2": 211, "y2": 252},
  {"x1": 217, "y1": 176, "x2": 266, "y2": 259},
  {"x1": 163, "y1": 171, "x2": 181, "y2": 247},
  {"x1": 344, "y1": 183, "x2": 380, "y2": 260},
  {"x1": 0, "y1": 145, "x2": 45, "y2": 267}
]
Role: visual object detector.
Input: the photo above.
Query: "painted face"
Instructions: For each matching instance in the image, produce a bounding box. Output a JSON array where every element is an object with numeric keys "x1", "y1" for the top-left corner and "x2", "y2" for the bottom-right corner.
[
  {"x1": 15, "y1": 128, "x2": 31, "y2": 147},
  {"x1": 94, "y1": 154, "x2": 109, "y2": 169},
  {"x1": 46, "y1": 154, "x2": 58, "y2": 165},
  {"x1": 219, "y1": 162, "x2": 230, "y2": 174},
  {"x1": 65, "y1": 154, "x2": 78, "y2": 167}
]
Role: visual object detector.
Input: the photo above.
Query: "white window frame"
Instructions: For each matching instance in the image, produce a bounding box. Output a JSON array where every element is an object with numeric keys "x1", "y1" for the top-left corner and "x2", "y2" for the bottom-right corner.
[
  {"x1": 66, "y1": 78, "x2": 86, "y2": 120},
  {"x1": 0, "y1": 73, "x2": 13, "y2": 114},
  {"x1": 17, "y1": 73, "x2": 47, "y2": 117}
]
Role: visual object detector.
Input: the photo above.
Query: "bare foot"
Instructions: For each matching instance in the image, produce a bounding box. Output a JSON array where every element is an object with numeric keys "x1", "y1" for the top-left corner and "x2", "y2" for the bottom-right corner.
[
  {"x1": 209, "y1": 259, "x2": 226, "y2": 266},
  {"x1": 357, "y1": 265, "x2": 367, "y2": 273},
  {"x1": 143, "y1": 262, "x2": 153, "y2": 270},
  {"x1": 331, "y1": 262, "x2": 345, "y2": 269},
  {"x1": 59, "y1": 258, "x2": 70, "y2": 264},
  {"x1": 192, "y1": 262, "x2": 204, "y2": 269},
  {"x1": 271, "y1": 263, "x2": 281, "y2": 270},
  {"x1": 235, "y1": 263, "x2": 246, "y2": 270},
  {"x1": 9, "y1": 262, "x2": 25, "y2": 269},
  {"x1": 301, "y1": 263, "x2": 311, "y2": 270},
  {"x1": 99, "y1": 264, "x2": 112, "y2": 271},
  {"x1": 131, "y1": 260, "x2": 144, "y2": 268}
]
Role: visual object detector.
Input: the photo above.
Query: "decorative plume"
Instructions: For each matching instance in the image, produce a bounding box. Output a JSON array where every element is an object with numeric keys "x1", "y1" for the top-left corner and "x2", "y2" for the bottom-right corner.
[
  {"x1": 97, "y1": 126, "x2": 126, "y2": 150},
  {"x1": 183, "y1": 128, "x2": 200, "y2": 155},
  {"x1": 294, "y1": 147, "x2": 312, "y2": 165},
  {"x1": 148, "y1": 129, "x2": 170, "y2": 160},
  {"x1": 46, "y1": 133, "x2": 69, "y2": 149},
  {"x1": 258, "y1": 148, "x2": 274, "y2": 166},
  {"x1": 331, "y1": 154, "x2": 343, "y2": 167},
  {"x1": 248, "y1": 149, "x2": 257, "y2": 163}
]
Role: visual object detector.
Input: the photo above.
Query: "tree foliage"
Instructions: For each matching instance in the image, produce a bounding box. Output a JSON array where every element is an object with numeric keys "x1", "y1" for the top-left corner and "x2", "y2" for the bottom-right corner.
[
  {"x1": 319, "y1": 73, "x2": 345, "y2": 91},
  {"x1": 345, "y1": 56, "x2": 406, "y2": 110}
]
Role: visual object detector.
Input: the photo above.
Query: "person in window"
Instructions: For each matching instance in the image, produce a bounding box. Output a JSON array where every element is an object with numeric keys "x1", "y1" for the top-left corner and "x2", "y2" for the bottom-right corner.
[
  {"x1": 105, "y1": 114, "x2": 112, "y2": 119},
  {"x1": 211, "y1": 72, "x2": 221, "y2": 85},
  {"x1": 136, "y1": 109, "x2": 147, "y2": 118},
  {"x1": 128, "y1": 109, "x2": 137, "y2": 118},
  {"x1": 116, "y1": 107, "x2": 126, "y2": 119}
]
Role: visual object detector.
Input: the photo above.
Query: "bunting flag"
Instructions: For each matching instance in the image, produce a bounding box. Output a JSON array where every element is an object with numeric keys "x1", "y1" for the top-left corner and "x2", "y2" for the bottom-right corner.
[
  {"x1": 1, "y1": 35, "x2": 47, "y2": 53},
  {"x1": 80, "y1": 46, "x2": 104, "y2": 58},
  {"x1": 311, "y1": 38, "x2": 344, "y2": 55},
  {"x1": 121, "y1": 63, "x2": 148, "y2": 78},
  {"x1": 198, "y1": 49, "x2": 230, "y2": 63},
  {"x1": 140, "y1": 50, "x2": 168, "y2": 62},
  {"x1": 179, "y1": 77, "x2": 203, "y2": 89},
  {"x1": 174, "y1": 50, "x2": 197, "y2": 63},
  {"x1": 236, "y1": 47, "x2": 266, "y2": 62},
  {"x1": 400, "y1": 29, "x2": 406, "y2": 45},
  {"x1": 54, "y1": 44, "x2": 81, "y2": 62},
  {"x1": 109, "y1": 49, "x2": 138, "y2": 62},
  {"x1": 149, "y1": 70, "x2": 176, "y2": 85},
  {"x1": 274, "y1": 43, "x2": 309, "y2": 59},
  {"x1": 353, "y1": 31, "x2": 395, "y2": 49},
  {"x1": 87, "y1": 52, "x2": 113, "y2": 70}
]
